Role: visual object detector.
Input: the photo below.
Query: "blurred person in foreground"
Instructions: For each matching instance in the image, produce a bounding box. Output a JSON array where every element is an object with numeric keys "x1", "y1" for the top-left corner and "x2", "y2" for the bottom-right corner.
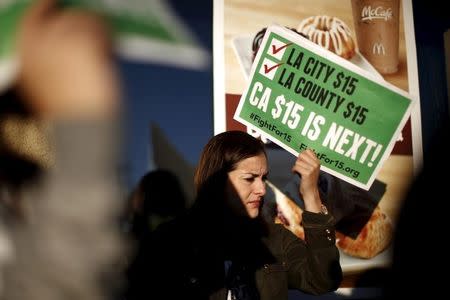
[
  {"x1": 139, "y1": 131, "x2": 342, "y2": 300},
  {"x1": 0, "y1": 0, "x2": 125, "y2": 299},
  {"x1": 377, "y1": 119, "x2": 449, "y2": 300}
]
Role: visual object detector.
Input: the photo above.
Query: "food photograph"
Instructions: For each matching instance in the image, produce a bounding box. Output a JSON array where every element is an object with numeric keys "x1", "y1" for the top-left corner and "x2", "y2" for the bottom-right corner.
[{"x1": 214, "y1": 0, "x2": 422, "y2": 292}]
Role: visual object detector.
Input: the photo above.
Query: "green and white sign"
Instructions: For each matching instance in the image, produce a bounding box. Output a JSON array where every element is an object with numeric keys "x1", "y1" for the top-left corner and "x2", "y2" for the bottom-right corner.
[
  {"x1": 234, "y1": 25, "x2": 413, "y2": 190},
  {"x1": 0, "y1": 0, "x2": 209, "y2": 92}
]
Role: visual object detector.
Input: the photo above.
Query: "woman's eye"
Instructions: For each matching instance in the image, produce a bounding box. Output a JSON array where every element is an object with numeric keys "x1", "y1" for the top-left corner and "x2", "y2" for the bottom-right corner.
[{"x1": 244, "y1": 177, "x2": 254, "y2": 182}]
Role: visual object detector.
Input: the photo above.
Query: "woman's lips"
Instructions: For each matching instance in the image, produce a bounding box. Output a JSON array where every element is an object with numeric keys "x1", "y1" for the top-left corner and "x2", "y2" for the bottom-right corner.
[{"x1": 247, "y1": 200, "x2": 261, "y2": 208}]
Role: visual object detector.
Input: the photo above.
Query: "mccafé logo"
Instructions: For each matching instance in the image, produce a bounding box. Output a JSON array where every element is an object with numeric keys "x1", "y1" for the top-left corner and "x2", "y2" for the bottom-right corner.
[{"x1": 361, "y1": 6, "x2": 393, "y2": 21}]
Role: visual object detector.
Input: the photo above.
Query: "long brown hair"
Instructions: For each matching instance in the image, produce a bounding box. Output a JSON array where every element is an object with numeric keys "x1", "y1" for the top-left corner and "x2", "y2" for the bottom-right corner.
[{"x1": 194, "y1": 131, "x2": 267, "y2": 195}]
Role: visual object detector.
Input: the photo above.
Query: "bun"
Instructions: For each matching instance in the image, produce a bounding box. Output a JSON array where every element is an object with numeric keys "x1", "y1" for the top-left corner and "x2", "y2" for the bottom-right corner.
[
  {"x1": 336, "y1": 206, "x2": 393, "y2": 259},
  {"x1": 266, "y1": 181, "x2": 305, "y2": 240},
  {"x1": 266, "y1": 181, "x2": 393, "y2": 259},
  {"x1": 275, "y1": 196, "x2": 305, "y2": 240},
  {"x1": 297, "y1": 16, "x2": 356, "y2": 59}
]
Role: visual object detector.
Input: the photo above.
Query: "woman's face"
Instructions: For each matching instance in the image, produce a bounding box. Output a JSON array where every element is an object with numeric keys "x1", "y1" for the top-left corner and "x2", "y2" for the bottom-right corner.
[{"x1": 226, "y1": 153, "x2": 268, "y2": 218}]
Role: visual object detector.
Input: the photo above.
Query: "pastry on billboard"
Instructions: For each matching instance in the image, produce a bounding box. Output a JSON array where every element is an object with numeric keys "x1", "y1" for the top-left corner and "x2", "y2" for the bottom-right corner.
[
  {"x1": 336, "y1": 206, "x2": 393, "y2": 259},
  {"x1": 251, "y1": 27, "x2": 308, "y2": 62},
  {"x1": 266, "y1": 181, "x2": 305, "y2": 240},
  {"x1": 297, "y1": 15, "x2": 356, "y2": 59}
]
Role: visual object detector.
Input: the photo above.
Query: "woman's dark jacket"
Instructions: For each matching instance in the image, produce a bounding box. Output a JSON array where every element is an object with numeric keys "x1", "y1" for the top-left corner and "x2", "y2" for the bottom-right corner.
[{"x1": 126, "y1": 198, "x2": 342, "y2": 300}]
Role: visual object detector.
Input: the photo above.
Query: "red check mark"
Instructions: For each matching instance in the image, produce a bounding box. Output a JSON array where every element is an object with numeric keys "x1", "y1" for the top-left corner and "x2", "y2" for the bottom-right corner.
[
  {"x1": 272, "y1": 42, "x2": 292, "y2": 55},
  {"x1": 264, "y1": 62, "x2": 284, "y2": 74}
]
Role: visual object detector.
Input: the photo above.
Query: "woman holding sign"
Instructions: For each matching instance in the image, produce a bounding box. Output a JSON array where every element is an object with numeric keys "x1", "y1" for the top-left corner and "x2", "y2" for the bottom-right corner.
[{"x1": 142, "y1": 131, "x2": 342, "y2": 300}]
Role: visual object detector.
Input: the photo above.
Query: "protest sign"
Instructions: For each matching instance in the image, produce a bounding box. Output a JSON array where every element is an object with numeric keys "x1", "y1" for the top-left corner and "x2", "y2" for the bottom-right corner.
[
  {"x1": 234, "y1": 25, "x2": 413, "y2": 190},
  {"x1": 0, "y1": 0, "x2": 208, "y2": 92}
]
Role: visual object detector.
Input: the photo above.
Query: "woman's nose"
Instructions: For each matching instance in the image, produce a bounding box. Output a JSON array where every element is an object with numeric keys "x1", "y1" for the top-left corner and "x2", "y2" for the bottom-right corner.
[{"x1": 254, "y1": 179, "x2": 266, "y2": 195}]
